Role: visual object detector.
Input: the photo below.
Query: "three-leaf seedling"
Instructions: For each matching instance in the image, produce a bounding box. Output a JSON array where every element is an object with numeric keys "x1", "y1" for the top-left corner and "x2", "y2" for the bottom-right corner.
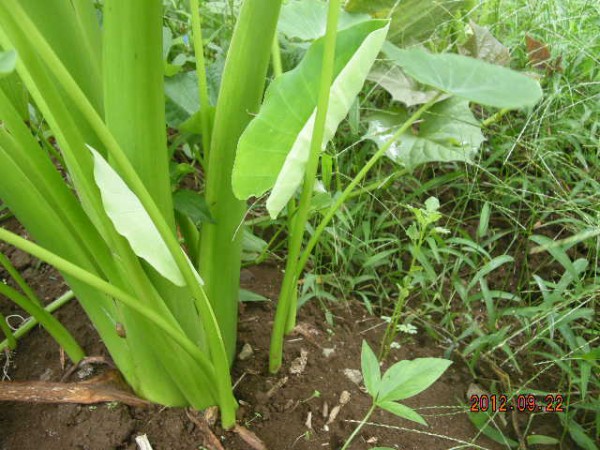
[{"x1": 341, "y1": 340, "x2": 452, "y2": 450}]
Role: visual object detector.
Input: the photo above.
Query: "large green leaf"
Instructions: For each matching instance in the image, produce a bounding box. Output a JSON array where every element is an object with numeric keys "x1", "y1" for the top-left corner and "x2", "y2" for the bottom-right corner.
[
  {"x1": 89, "y1": 146, "x2": 202, "y2": 287},
  {"x1": 232, "y1": 20, "x2": 389, "y2": 218},
  {"x1": 385, "y1": 46, "x2": 543, "y2": 109},
  {"x1": 366, "y1": 98, "x2": 485, "y2": 170},
  {"x1": 346, "y1": 0, "x2": 466, "y2": 46},
  {"x1": 0, "y1": 50, "x2": 17, "y2": 77},
  {"x1": 173, "y1": 189, "x2": 214, "y2": 225},
  {"x1": 165, "y1": 71, "x2": 199, "y2": 128},
  {"x1": 278, "y1": 0, "x2": 370, "y2": 41},
  {"x1": 378, "y1": 357, "x2": 452, "y2": 402}
]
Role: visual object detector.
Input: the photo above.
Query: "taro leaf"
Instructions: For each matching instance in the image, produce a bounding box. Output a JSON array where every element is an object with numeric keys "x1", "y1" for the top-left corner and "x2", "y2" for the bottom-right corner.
[
  {"x1": 0, "y1": 50, "x2": 17, "y2": 78},
  {"x1": 205, "y1": 0, "x2": 242, "y2": 16},
  {"x1": 162, "y1": 26, "x2": 174, "y2": 61},
  {"x1": 366, "y1": 98, "x2": 485, "y2": 170},
  {"x1": 89, "y1": 146, "x2": 202, "y2": 286},
  {"x1": 232, "y1": 20, "x2": 389, "y2": 219},
  {"x1": 278, "y1": 0, "x2": 370, "y2": 41},
  {"x1": 164, "y1": 70, "x2": 218, "y2": 131},
  {"x1": 361, "y1": 340, "x2": 381, "y2": 398},
  {"x1": 386, "y1": 46, "x2": 543, "y2": 109},
  {"x1": 345, "y1": 0, "x2": 391, "y2": 15},
  {"x1": 173, "y1": 189, "x2": 214, "y2": 225},
  {"x1": 165, "y1": 71, "x2": 199, "y2": 128},
  {"x1": 242, "y1": 228, "x2": 268, "y2": 262},
  {"x1": 378, "y1": 401, "x2": 427, "y2": 426},
  {"x1": 459, "y1": 21, "x2": 510, "y2": 66},
  {"x1": 346, "y1": 0, "x2": 466, "y2": 46},
  {"x1": 377, "y1": 357, "x2": 452, "y2": 402},
  {"x1": 367, "y1": 63, "x2": 443, "y2": 107}
]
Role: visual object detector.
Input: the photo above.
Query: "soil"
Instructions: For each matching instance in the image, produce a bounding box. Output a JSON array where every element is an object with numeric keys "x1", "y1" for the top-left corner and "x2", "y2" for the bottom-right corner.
[{"x1": 0, "y1": 221, "x2": 562, "y2": 450}]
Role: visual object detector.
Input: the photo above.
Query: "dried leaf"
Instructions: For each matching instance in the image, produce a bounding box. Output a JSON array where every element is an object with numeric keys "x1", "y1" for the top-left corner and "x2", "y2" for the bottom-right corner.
[
  {"x1": 0, "y1": 370, "x2": 150, "y2": 407},
  {"x1": 233, "y1": 425, "x2": 268, "y2": 450},
  {"x1": 305, "y1": 411, "x2": 313, "y2": 429},
  {"x1": 289, "y1": 349, "x2": 308, "y2": 375},
  {"x1": 526, "y1": 34, "x2": 562, "y2": 72},
  {"x1": 339, "y1": 390, "x2": 351, "y2": 406},
  {"x1": 266, "y1": 376, "x2": 288, "y2": 399},
  {"x1": 185, "y1": 409, "x2": 224, "y2": 450},
  {"x1": 459, "y1": 21, "x2": 510, "y2": 66},
  {"x1": 525, "y1": 34, "x2": 551, "y2": 68},
  {"x1": 135, "y1": 434, "x2": 154, "y2": 450}
]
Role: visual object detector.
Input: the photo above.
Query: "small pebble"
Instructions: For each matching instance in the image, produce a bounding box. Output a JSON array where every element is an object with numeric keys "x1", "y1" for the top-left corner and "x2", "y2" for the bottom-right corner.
[
  {"x1": 289, "y1": 349, "x2": 308, "y2": 375},
  {"x1": 339, "y1": 391, "x2": 351, "y2": 406},
  {"x1": 322, "y1": 347, "x2": 335, "y2": 358},
  {"x1": 238, "y1": 343, "x2": 254, "y2": 361},
  {"x1": 343, "y1": 368, "x2": 362, "y2": 385}
]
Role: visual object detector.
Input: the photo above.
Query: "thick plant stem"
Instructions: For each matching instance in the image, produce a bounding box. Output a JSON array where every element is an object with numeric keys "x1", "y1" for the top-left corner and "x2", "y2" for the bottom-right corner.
[
  {"x1": 190, "y1": 0, "x2": 213, "y2": 159},
  {"x1": 103, "y1": 0, "x2": 174, "y2": 230},
  {"x1": 340, "y1": 404, "x2": 377, "y2": 450},
  {"x1": 271, "y1": 33, "x2": 283, "y2": 78},
  {"x1": 0, "y1": 291, "x2": 75, "y2": 353},
  {"x1": 295, "y1": 94, "x2": 443, "y2": 279},
  {"x1": 199, "y1": 0, "x2": 283, "y2": 363},
  {"x1": 0, "y1": 228, "x2": 217, "y2": 385},
  {"x1": 1, "y1": 1, "x2": 237, "y2": 426},
  {"x1": 269, "y1": 0, "x2": 342, "y2": 374}
]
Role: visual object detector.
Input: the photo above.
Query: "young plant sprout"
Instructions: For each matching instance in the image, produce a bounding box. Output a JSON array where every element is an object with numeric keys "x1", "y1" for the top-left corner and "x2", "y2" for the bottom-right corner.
[{"x1": 340, "y1": 341, "x2": 452, "y2": 450}]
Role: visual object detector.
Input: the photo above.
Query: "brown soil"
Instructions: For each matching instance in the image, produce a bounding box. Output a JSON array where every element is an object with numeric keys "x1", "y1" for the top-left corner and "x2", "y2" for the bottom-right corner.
[{"x1": 0, "y1": 222, "x2": 556, "y2": 450}]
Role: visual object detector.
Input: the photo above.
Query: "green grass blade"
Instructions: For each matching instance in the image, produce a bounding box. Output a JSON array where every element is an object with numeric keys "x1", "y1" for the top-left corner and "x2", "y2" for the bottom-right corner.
[
  {"x1": 0, "y1": 283, "x2": 84, "y2": 363},
  {"x1": 0, "y1": 311, "x2": 16, "y2": 350},
  {"x1": 0, "y1": 291, "x2": 75, "y2": 353}
]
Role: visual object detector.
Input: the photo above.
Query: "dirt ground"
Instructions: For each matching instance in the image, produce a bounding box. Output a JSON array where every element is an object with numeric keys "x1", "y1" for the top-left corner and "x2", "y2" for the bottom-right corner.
[{"x1": 0, "y1": 223, "x2": 561, "y2": 450}]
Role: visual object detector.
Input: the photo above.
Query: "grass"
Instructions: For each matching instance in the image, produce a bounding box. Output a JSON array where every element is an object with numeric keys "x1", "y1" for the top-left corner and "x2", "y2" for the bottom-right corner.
[
  {"x1": 300, "y1": 0, "x2": 599, "y2": 445},
  {"x1": 0, "y1": 0, "x2": 597, "y2": 446}
]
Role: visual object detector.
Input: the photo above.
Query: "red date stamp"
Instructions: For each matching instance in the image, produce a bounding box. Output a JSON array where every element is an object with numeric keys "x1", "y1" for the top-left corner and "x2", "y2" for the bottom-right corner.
[{"x1": 469, "y1": 394, "x2": 565, "y2": 413}]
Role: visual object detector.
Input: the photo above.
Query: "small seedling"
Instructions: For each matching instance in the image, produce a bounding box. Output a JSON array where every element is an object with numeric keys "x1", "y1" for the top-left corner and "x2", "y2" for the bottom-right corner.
[
  {"x1": 340, "y1": 341, "x2": 452, "y2": 450},
  {"x1": 301, "y1": 390, "x2": 321, "y2": 403}
]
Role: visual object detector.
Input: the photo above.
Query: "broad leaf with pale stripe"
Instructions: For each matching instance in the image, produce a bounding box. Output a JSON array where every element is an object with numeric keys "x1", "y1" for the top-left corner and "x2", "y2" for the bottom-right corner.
[
  {"x1": 386, "y1": 46, "x2": 543, "y2": 109},
  {"x1": 232, "y1": 20, "x2": 389, "y2": 218},
  {"x1": 278, "y1": 0, "x2": 370, "y2": 41},
  {"x1": 89, "y1": 145, "x2": 203, "y2": 287}
]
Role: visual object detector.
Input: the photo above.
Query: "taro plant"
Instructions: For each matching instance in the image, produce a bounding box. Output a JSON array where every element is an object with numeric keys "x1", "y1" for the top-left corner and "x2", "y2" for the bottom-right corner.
[
  {"x1": 0, "y1": 0, "x2": 542, "y2": 428},
  {"x1": 0, "y1": 0, "x2": 283, "y2": 427}
]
